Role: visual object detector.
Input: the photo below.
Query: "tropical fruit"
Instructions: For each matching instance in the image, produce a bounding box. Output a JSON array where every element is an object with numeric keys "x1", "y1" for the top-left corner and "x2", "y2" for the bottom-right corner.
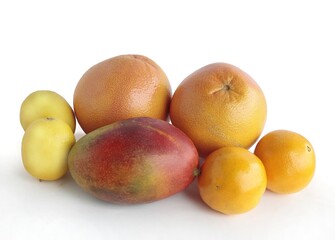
[
  {"x1": 68, "y1": 117, "x2": 199, "y2": 204},
  {"x1": 170, "y1": 63, "x2": 267, "y2": 157},
  {"x1": 198, "y1": 147, "x2": 267, "y2": 214},
  {"x1": 21, "y1": 118, "x2": 76, "y2": 181},
  {"x1": 73, "y1": 54, "x2": 171, "y2": 133},
  {"x1": 254, "y1": 130, "x2": 316, "y2": 194},
  {"x1": 20, "y1": 90, "x2": 76, "y2": 132}
]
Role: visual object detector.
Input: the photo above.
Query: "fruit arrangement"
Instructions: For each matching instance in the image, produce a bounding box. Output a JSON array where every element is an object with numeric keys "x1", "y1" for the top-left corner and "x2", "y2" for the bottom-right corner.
[{"x1": 19, "y1": 54, "x2": 316, "y2": 214}]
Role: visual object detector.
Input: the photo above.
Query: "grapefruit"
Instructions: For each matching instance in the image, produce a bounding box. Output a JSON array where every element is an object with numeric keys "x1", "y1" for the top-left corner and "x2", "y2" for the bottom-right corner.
[{"x1": 74, "y1": 54, "x2": 171, "y2": 133}]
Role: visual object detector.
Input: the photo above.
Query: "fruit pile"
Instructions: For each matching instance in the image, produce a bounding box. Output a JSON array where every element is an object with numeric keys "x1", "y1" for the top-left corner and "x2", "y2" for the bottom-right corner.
[{"x1": 20, "y1": 54, "x2": 316, "y2": 215}]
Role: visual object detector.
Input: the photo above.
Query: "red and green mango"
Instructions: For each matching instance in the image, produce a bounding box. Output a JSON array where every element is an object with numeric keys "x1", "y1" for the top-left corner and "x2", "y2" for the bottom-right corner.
[{"x1": 68, "y1": 117, "x2": 199, "y2": 204}]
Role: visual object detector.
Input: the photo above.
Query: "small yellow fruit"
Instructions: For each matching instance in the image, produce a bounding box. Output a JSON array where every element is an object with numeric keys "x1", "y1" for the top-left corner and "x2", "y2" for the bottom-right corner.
[
  {"x1": 21, "y1": 118, "x2": 76, "y2": 181},
  {"x1": 198, "y1": 147, "x2": 267, "y2": 214},
  {"x1": 20, "y1": 90, "x2": 76, "y2": 132}
]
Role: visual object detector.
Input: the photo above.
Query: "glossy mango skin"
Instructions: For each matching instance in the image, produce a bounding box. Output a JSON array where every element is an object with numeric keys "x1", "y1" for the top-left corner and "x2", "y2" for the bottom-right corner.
[{"x1": 68, "y1": 117, "x2": 199, "y2": 204}]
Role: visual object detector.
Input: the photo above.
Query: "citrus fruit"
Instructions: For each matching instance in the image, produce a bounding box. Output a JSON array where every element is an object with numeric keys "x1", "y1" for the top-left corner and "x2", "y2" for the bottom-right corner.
[
  {"x1": 170, "y1": 63, "x2": 267, "y2": 157},
  {"x1": 73, "y1": 54, "x2": 171, "y2": 133},
  {"x1": 198, "y1": 147, "x2": 267, "y2": 215},
  {"x1": 254, "y1": 130, "x2": 316, "y2": 194}
]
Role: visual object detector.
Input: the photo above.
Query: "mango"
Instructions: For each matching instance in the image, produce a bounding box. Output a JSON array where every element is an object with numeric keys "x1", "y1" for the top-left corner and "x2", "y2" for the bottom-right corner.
[{"x1": 68, "y1": 117, "x2": 199, "y2": 204}]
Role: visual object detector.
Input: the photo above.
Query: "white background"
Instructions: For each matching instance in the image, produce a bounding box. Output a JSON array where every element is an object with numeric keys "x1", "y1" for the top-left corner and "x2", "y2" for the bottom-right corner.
[{"x1": 1, "y1": 0, "x2": 335, "y2": 239}]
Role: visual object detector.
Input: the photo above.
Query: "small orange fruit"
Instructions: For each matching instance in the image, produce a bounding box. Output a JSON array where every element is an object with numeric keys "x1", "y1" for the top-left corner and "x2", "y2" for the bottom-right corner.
[
  {"x1": 198, "y1": 147, "x2": 267, "y2": 215},
  {"x1": 254, "y1": 130, "x2": 316, "y2": 194},
  {"x1": 74, "y1": 54, "x2": 171, "y2": 133},
  {"x1": 170, "y1": 63, "x2": 267, "y2": 157}
]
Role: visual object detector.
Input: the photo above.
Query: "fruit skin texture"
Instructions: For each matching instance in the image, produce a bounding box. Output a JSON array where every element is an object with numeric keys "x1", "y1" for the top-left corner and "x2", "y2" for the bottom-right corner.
[
  {"x1": 21, "y1": 118, "x2": 76, "y2": 181},
  {"x1": 170, "y1": 63, "x2": 267, "y2": 157},
  {"x1": 68, "y1": 117, "x2": 199, "y2": 204},
  {"x1": 198, "y1": 147, "x2": 267, "y2": 215},
  {"x1": 254, "y1": 130, "x2": 316, "y2": 194},
  {"x1": 20, "y1": 90, "x2": 76, "y2": 132},
  {"x1": 73, "y1": 54, "x2": 172, "y2": 133}
]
